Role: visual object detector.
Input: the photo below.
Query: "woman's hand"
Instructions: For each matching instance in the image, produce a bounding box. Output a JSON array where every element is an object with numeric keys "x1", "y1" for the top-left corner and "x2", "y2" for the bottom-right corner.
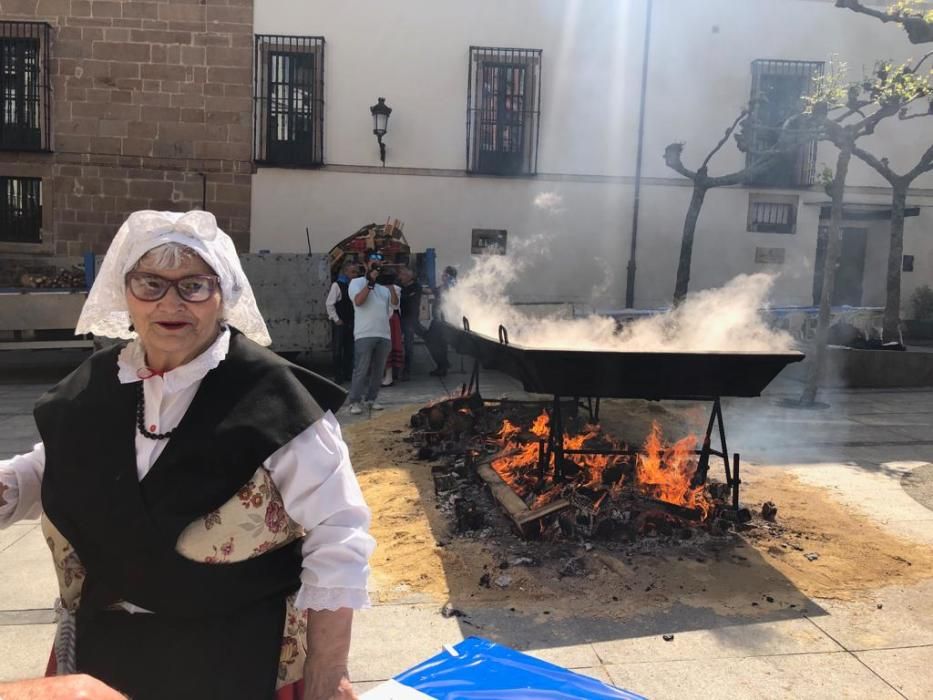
[
  {"x1": 302, "y1": 664, "x2": 358, "y2": 700},
  {"x1": 303, "y1": 608, "x2": 357, "y2": 700}
]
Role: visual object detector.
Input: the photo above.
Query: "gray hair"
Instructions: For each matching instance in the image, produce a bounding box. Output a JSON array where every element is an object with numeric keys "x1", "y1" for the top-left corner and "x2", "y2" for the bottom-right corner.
[{"x1": 131, "y1": 242, "x2": 212, "y2": 272}]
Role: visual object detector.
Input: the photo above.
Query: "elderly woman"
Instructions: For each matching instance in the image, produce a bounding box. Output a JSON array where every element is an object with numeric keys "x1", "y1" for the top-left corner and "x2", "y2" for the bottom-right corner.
[{"x1": 0, "y1": 211, "x2": 375, "y2": 700}]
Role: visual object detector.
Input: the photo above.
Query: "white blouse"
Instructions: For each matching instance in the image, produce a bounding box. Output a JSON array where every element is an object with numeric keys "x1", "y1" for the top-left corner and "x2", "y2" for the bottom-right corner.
[{"x1": 0, "y1": 329, "x2": 375, "y2": 612}]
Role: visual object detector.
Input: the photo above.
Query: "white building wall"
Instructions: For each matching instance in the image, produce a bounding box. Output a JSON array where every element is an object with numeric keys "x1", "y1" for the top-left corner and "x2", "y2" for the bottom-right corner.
[{"x1": 251, "y1": 0, "x2": 933, "y2": 313}]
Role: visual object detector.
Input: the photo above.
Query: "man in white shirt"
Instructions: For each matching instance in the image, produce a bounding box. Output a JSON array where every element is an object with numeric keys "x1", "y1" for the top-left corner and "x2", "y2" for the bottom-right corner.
[{"x1": 346, "y1": 251, "x2": 398, "y2": 415}]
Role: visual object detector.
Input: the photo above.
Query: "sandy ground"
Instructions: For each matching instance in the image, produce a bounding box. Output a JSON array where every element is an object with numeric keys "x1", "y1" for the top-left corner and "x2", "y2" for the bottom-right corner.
[{"x1": 347, "y1": 401, "x2": 933, "y2": 623}]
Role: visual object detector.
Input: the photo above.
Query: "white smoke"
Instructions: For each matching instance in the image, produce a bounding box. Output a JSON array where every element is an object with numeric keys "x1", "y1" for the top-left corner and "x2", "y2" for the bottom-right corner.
[
  {"x1": 532, "y1": 192, "x2": 566, "y2": 214},
  {"x1": 443, "y1": 255, "x2": 795, "y2": 353}
]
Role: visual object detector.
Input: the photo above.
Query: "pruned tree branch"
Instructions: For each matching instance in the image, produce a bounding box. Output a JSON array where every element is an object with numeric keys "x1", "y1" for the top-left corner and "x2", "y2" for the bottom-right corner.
[
  {"x1": 663, "y1": 143, "x2": 698, "y2": 180},
  {"x1": 835, "y1": 0, "x2": 933, "y2": 43},
  {"x1": 906, "y1": 141, "x2": 933, "y2": 179},
  {"x1": 852, "y1": 144, "x2": 898, "y2": 182},
  {"x1": 700, "y1": 109, "x2": 749, "y2": 170},
  {"x1": 915, "y1": 48, "x2": 933, "y2": 71},
  {"x1": 900, "y1": 108, "x2": 933, "y2": 119}
]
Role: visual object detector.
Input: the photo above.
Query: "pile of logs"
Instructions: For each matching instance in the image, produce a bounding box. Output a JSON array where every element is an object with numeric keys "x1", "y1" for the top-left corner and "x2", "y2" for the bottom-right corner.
[{"x1": 19, "y1": 267, "x2": 86, "y2": 289}]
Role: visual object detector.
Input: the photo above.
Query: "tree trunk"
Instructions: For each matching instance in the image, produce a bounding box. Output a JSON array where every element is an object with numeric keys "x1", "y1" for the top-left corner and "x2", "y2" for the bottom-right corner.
[
  {"x1": 801, "y1": 147, "x2": 852, "y2": 406},
  {"x1": 883, "y1": 184, "x2": 907, "y2": 341},
  {"x1": 673, "y1": 184, "x2": 708, "y2": 304}
]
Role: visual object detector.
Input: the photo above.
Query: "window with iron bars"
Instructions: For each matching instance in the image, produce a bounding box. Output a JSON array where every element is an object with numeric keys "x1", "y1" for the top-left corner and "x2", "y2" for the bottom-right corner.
[
  {"x1": 467, "y1": 47, "x2": 542, "y2": 176},
  {"x1": 0, "y1": 22, "x2": 51, "y2": 152},
  {"x1": 746, "y1": 59, "x2": 823, "y2": 188},
  {"x1": 747, "y1": 194, "x2": 798, "y2": 233},
  {"x1": 1, "y1": 176, "x2": 42, "y2": 243},
  {"x1": 253, "y1": 35, "x2": 324, "y2": 167}
]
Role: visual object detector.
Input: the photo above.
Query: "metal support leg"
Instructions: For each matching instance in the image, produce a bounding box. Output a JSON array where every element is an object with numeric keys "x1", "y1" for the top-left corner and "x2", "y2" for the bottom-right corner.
[
  {"x1": 550, "y1": 396, "x2": 565, "y2": 481},
  {"x1": 691, "y1": 400, "x2": 718, "y2": 487},
  {"x1": 716, "y1": 399, "x2": 732, "y2": 486},
  {"x1": 732, "y1": 453, "x2": 741, "y2": 510},
  {"x1": 466, "y1": 358, "x2": 480, "y2": 396}
]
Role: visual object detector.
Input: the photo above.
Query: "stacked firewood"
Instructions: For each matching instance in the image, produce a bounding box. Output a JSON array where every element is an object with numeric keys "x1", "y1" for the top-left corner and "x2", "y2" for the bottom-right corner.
[{"x1": 19, "y1": 267, "x2": 86, "y2": 289}]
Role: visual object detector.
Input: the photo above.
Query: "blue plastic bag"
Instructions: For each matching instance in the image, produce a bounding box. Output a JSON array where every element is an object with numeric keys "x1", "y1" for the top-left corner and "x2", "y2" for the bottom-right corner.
[{"x1": 389, "y1": 636, "x2": 647, "y2": 700}]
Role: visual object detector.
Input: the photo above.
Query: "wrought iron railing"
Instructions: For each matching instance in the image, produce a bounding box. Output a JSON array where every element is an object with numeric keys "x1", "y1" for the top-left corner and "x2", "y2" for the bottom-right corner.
[
  {"x1": 467, "y1": 46, "x2": 542, "y2": 176},
  {"x1": 253, "y1": 35, "x2": 325, "y2": 167},
  {"x1": 1, "y1": 176, "x2": 42, "y2": 243},
  {"x1": 748, "y1": 199, "x2": 797, "y2": 233},
  {"x1": 746, "y1": 59, "x2": 823, "y2": 188},
  {"x1": 0, "y1": 21, "x2": 52, "y2": 152}
]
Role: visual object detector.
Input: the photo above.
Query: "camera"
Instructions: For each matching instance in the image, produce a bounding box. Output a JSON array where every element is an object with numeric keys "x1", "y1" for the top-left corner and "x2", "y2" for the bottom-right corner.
[{"x1": 376, "y1": 267, "x2": 397, "y2": 286}]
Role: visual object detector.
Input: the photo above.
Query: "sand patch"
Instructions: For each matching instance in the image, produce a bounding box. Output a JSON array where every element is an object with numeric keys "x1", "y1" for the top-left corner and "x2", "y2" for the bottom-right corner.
[{"x1": 346, "y1": 402, "x2": 933, "y2": 621}]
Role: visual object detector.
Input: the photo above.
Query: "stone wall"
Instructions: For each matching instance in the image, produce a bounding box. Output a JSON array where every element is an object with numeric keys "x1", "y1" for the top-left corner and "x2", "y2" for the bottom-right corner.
[{"x1": 0, "y1": 0, "x2": 254, "y2": 256}]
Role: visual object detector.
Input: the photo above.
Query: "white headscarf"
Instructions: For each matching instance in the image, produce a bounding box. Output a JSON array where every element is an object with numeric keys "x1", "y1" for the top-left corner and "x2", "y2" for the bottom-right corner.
[{"x1": 75, "y1": 210, "x2": 272, "y2": 346}]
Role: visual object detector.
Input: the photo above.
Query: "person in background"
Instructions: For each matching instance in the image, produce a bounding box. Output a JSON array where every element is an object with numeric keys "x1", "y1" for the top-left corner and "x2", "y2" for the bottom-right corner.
[
  {"x1": 325, "y1": 261, "x2": 359, "y2": 384},
  {"x1": 382, "y1": 277, "x2": 404, "y2": 387},
  {"x1": 346, "y1": 251, "x2": 397, "y2": 415},
  {"x1": 396, "y1": 267, "x2": 422, "y2": 382},
  {"x1": 424, "y1": 266, "x2": 458, "y2": 377}
]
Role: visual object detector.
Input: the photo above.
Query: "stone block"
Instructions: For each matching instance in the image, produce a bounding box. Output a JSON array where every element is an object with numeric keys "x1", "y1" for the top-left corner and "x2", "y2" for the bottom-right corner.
[{"x1": 92, "y1": 40, "x2": 150, "y2": 62}]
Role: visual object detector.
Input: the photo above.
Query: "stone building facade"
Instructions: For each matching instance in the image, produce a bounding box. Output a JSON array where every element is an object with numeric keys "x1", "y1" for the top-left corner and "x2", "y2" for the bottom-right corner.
[{"x1": 0, "y1": 0, "x2": 253, "y2": 258}]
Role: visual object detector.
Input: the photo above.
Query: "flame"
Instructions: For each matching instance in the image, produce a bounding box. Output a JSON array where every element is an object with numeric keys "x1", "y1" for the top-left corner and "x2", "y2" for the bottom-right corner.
[
  {"x1": 489, "y1": 411, "x2": 713, "y2": 521},
  {"x1": 491, "y1": 410, "x2": 629, "y2": 504},
  {"x1": 635, "y1": 422, "x2": 713, "y2": 518}
]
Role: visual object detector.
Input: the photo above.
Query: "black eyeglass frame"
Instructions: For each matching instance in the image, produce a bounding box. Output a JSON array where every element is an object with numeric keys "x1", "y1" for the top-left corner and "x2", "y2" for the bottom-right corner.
[{"x1": 125, "y1": 271, "x2": 221, "y2": 303}]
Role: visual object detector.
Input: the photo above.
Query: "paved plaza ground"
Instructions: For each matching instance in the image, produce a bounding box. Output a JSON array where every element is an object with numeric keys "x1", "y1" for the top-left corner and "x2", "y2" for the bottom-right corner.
[{"x1": 1, "y1": 346, "x2": 932, "y2": 699}]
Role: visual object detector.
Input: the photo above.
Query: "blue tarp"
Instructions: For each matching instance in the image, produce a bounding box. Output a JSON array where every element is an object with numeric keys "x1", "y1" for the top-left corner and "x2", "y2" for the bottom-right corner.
[{"x1": 392, "y1": 637, "x2": 648, "y2": 700}]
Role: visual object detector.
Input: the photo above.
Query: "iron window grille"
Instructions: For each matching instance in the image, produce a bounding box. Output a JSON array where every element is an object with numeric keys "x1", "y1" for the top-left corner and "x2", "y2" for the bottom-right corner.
[
  {"x1": 467, "y1": 47, "x2": 542, "y2": 176},
  {"x1": 0, "y1": 22, "x2": 51, "y2": 152},
  {"x1": 747, "y1": 195, "x2": 798, "y2": 233},
  {"x1": 746, "y1": 59, "x2": 823, "y2": 188},
  {"x1": 1, "y1": 176, "x2": 42, "y2": 243},
  {"x1": 253, "y1": 35, "x2": 324, "y2": 167}
]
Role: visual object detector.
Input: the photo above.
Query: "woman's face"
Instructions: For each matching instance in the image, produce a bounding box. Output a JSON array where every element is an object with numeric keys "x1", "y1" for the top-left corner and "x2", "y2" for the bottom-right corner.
[{"x1": 125, "y1": 251, "x2": 223, "y2": 371}]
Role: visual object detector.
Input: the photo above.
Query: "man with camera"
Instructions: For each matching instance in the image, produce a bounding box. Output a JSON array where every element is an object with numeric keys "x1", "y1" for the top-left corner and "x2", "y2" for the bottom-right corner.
[{"x1": 346, "y1": 250, "x2": 398, "y2": 415}]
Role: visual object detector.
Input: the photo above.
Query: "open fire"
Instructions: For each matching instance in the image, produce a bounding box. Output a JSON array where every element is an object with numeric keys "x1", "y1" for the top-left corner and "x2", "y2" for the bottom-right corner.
[
  {"x1": 490, "y1": 411, "x2": 716, "y2": 530},
  {"x1": 413, "y1": 395, "x2": 734, "y2": 541}
]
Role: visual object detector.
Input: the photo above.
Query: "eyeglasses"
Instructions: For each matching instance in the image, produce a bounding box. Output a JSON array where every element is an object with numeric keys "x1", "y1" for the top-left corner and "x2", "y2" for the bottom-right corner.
[
  {"x1": 368, "y1": 253, "x2": 384, "y2": 261},
  {"x1": 126, "y1": 272, "x2": 220, "y2": 303}
]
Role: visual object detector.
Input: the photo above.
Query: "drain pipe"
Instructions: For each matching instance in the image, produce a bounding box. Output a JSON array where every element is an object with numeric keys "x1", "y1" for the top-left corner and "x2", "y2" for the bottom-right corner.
[{"x1": 625, "y1": 0, "x2": 653, "y2": 308}]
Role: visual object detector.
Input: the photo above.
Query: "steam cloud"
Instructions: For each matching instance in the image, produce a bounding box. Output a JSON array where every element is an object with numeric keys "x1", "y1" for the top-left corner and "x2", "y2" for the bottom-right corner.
[
  {"x1": 532, "y1": 192, "x2": 566, "y2": 214},
  {"x1": 443, "y1": 255, "x2": 795, "y2": 353}
]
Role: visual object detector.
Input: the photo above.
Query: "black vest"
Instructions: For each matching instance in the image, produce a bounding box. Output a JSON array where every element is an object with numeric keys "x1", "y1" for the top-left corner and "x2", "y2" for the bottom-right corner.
[
  {"x1": 36, "y1": 329, "x2": 347, "y2": 618},
  {"x1": 335, "y1": 279, "x2": 354, "y2": 323}
]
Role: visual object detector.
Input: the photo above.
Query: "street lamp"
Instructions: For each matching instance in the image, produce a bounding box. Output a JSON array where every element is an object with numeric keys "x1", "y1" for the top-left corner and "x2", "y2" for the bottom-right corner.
[{"x1": 370, "y1": 97, "x2": 392, "y2": 166}]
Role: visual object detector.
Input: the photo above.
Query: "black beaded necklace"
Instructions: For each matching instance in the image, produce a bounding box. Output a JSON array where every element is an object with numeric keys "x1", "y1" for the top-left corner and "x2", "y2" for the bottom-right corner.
[{"x1": 136, "y1": 382, "x2": 177, "y2": 440}]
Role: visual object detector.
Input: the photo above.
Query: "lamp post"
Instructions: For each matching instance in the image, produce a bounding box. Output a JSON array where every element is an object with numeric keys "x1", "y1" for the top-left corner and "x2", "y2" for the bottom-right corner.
[{"x1": 370, "y1": 97, "x2": 392, "y2": 166}]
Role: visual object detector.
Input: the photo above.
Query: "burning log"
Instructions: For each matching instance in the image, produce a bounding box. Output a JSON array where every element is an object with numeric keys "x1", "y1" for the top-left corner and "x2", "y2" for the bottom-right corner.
[
  {"x1": 632, "y1": 495, "x2": 706, "y2": 523},
  {"x1": 474, "y1": 457, "x2": 570, "y2": 537}
]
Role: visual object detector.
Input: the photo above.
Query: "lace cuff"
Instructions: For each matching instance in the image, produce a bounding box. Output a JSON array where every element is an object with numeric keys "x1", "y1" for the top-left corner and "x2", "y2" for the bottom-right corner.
[{"x1": 294, "y1": 585, "x2": 371, "y2": 611}]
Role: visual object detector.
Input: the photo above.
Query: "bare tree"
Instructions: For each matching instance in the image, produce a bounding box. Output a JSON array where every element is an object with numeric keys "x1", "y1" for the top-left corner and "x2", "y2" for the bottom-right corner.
[
  {"x1": 835, "y1": 0, "x2": 933, "y2": 44},
  {"x1": 662, "y1": 108, "x2": 781, "y2": 303},
  {"x1": 853, "y1": 144, "x2": 933, "y2": 339},
  {"x1": 799, "y1": 55, "x2": 933, "y2": 405},
  {"x1": 661, "y1": 99, "x2": 818, "y2": 304}
]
